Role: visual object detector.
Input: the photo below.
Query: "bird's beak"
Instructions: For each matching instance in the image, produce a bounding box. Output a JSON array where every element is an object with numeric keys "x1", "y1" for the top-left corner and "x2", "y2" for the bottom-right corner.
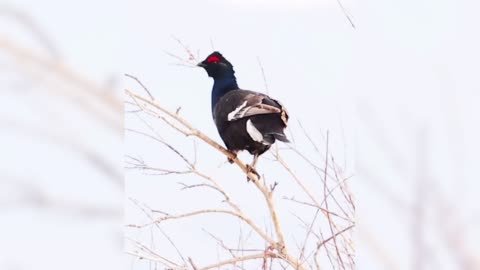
[{"x1": 197, "y1": 62, "x2": 207, "y2": 68}]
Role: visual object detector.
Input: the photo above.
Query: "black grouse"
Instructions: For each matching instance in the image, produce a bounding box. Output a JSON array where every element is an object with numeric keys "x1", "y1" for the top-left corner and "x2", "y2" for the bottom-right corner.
[{"x1": 198, "y1": 52, "x2": 289, "y2": 178}]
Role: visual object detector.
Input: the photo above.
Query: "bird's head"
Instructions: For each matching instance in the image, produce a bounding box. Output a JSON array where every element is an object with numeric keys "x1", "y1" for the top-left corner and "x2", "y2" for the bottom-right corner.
[{"x1": 197, "y1": 51, "x2": 235, "y2": 79}]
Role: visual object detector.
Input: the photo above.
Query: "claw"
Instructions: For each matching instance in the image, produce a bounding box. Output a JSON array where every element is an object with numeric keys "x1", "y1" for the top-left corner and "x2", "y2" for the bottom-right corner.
[
  {"x1": 227, "y1": 151, "x2": 237, "y2": 164},
  {"x1": 246, "y1": 164, "x2": 260, "y2": 181}
]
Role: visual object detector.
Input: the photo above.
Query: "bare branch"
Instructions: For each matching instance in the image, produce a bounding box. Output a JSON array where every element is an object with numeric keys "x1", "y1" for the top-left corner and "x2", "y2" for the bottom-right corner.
[
  {"x1": 199, "y1": 252, "x2": 277, "y2": 270},
  {"x1": 125, "y1": 75, "x2": 354, "y2": 269},
  {"x1": 125, "y1": 73, "x2": 154, "y2": 100},
  {"x1": 129, "y1": 209, "x2": 276, "y2": 247},
  {"x1": 125, "y1": 89, "x2": 294, "y2": 261}
]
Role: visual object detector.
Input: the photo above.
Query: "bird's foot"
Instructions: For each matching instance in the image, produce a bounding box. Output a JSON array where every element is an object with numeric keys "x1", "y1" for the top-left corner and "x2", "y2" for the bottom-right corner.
[
  {"x1": 246, "y1": 165, "x2": 260, "y2": 182},
  {"x1": 227, "y1": 151, "x2": 237, "y2": 164}
]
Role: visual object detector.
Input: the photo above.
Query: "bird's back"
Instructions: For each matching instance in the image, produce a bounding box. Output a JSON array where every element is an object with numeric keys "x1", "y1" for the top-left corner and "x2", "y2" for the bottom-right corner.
[{"x1": 213, "y1": 89, "x2": 289, "y2": 155}]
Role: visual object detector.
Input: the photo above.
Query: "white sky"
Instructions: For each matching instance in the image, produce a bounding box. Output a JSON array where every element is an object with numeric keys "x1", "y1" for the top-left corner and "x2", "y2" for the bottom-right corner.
[{"x1": 1, "y1": 0, "x2": 479, "y2": 269}]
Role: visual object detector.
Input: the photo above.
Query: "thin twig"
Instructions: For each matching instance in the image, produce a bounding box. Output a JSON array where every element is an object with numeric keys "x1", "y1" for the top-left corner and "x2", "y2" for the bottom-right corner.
[
  {"x1": 199, "y1": 253, "x2": 277, "y2": 270},
  {"x1": 125, "y1": 73, "x2": 154, "y2": 100}
]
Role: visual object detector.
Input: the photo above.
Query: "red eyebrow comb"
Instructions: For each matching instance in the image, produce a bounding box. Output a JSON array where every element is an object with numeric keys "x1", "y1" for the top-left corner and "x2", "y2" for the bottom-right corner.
[{"x1": 207, "y1": 56, "x2": 220, "y2": 63}]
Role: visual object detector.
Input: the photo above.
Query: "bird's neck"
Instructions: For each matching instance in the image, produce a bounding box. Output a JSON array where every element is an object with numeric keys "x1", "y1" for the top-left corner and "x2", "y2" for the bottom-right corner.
[{"x1": 211, "y1": 75, "x2": 238, "y2": 111}]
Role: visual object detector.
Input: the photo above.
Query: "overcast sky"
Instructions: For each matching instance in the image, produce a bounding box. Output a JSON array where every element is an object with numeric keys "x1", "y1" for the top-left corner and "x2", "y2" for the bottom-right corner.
[{"x1": 1, "y1": 0, "x2": 479, "y2": 269}]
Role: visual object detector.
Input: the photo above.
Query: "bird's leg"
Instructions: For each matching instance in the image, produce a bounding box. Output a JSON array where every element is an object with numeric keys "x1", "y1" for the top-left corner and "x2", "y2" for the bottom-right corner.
[
  {"x1": 227, "y1": 150, "x2": 238, "y2": 164},
  {"x1": 246, "y1": 154, "x2": 260, "y2": 181}
]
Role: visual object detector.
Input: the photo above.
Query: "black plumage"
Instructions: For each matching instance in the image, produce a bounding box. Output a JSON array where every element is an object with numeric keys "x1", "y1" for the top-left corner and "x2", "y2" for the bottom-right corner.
[{"x1": 198, "y1": 52, "x2": 289, "y2": 178}]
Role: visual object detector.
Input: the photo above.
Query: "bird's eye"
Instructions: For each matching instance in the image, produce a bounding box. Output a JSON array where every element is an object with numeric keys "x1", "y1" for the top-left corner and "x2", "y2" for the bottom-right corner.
[{"x1": 207, "y1": 56, "x2": 221, "y2": 63}]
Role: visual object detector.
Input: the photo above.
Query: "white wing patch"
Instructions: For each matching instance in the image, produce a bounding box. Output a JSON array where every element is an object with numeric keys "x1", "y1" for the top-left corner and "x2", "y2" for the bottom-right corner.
[
  {"x1": 246, "y1": 119, "x2": 264, "y2": 143},
  {"x1": 227, "y1": 101, "x2": 248, "y2": 121}
]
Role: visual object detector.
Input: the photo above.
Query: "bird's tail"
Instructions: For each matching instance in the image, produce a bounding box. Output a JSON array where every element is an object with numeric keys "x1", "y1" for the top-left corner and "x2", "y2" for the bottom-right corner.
[
  {"x1": 271, "y1": 132, "x2": 290, "y2": 143},
  {"x1": 251, "y1": 115, "x2": 290, "y2": 144}
]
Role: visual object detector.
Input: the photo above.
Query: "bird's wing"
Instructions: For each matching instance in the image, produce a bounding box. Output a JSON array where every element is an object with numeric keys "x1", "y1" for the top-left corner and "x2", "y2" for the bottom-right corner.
[{"x1": 227, "y1": 93, "x2": 288, "y2": 124}]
